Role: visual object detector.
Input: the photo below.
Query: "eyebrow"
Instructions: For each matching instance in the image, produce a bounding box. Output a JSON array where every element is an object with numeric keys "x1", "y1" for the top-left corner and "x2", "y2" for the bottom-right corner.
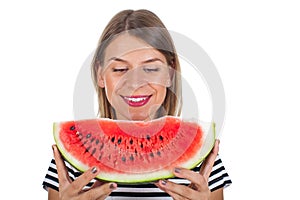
[
  {"x1": 108, "y1": 57, "x2": 128, "y2": 63},
  {"x1": 142, "y1": 58, "x2": 165, "y2": 64},
  {"x1": 107, "y1": 57, "x2": 165, "y2": 64}
]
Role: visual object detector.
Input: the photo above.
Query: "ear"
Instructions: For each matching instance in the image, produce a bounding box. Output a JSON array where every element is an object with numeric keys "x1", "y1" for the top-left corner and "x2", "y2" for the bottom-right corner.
[
  {"x1": 166, "y1": 67, "x2": 174, "y2": 88},
  {"x1": 98, "y1": 78, "x2": 105, "y2": 88},
  {"x1": 166, "y1": 78, "x2": 172, "y2": 87},
  {"x1": 97, "y1": 64, "x2": 105, "y2": 88}
]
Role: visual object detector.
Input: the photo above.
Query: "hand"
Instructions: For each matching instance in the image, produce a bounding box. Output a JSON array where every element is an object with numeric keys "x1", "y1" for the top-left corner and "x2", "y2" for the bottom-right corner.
[
  {"x1": 155, "y1": 140, "x2": 220, "y2": 200},
  {"x1": 52, "y1": 145, "x2": 117, "y2": 200}
]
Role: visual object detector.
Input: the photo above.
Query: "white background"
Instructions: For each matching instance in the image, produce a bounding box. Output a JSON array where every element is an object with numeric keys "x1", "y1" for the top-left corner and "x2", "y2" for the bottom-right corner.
[{"x1": 1, "y1": 0, "x2": 299, "y2": 199}]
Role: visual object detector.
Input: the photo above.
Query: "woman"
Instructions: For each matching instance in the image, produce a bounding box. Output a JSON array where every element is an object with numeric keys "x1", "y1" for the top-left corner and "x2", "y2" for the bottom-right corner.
[{"x1": 43, "y1": 9, "x2": 231, "y2": 199}]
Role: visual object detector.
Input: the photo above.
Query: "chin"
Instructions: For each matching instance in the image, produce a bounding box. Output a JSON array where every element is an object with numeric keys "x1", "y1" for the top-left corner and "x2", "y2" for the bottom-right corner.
[
  {"x1": 127, "y1": 114, "x2": 149, "y2": 121},
  {"x1": 122, "y1": 110, "x2": 154, "y2": 121}
]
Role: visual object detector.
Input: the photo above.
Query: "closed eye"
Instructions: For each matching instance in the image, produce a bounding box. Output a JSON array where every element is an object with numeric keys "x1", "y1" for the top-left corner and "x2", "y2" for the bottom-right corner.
[
  {"x1": 143, "y1": 67, "x2": 160, "y2": 73},
  {"x1": 112, "y1": 68, "x2": 128, "y2": 72}
]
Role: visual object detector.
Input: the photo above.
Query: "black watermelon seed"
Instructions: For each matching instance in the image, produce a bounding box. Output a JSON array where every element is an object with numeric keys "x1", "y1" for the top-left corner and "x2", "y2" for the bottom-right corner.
[
  {"x1": 159, "y1": 135, "x2": 164, "y2": 141},
  {"x1": 70, "y1": 125, "x2": 75, "y2": 131},
  {"x1": 129, "y1": 155, "x2": 134, "y2": 161},
  {"x1": 91, "y1": 148, "x2": 96, "y2": 155},
  {"x1": 157, "y1": 151, "x2": 161, "y2": 156},
  {"x1": 129, "y1": 139, "x2": 133, "y2": 145},
  {"x1": 146, "y1": 135, "x2": 151, "y2": 140},
  {"x1": 95, "y1": 139, "x2": 99, "y2": 145},
  {"x1": 90, "y1": 137, "x2": 95, "y2": 143},
  {"x1": 86, "y1": 133, "x2": 91, "y2": 139},
  {"x1": 140, "y1": 143, "x2": 143, "y2": 148},
  {"x1": 111, "y1": 136, "x2": 115, "y2": 143},
  {"x1": 150, "y1": 152, "x2": 154, "y2": 157},
  {"x1": 121, "y1": 156, "x2": 126, "y2": 162},
  {"x1": 85, "y1": 146, "x2": 91, "y2": 153},
  {"x1": 117, "y1": 138, "x2": 122, "y2": 144},
  {"x1": 99, "y1": 143, "x2": 104, "y2": 150}
]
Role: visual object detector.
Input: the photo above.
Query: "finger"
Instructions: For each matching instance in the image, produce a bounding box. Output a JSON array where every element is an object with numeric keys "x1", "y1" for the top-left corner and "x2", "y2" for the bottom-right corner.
[
  {"x1": 81, "y1": 182, "x2": 117, "y2": 200},
  {"x1": 157, "y1": 180, "x2": 199, "y2": 200},
  {"x1": 164, "y1": 190, "x2": 184, "y2": 200},
  {"x1": 81, "y1": 180, "x2": 105, "y2": 193},
  {"x1": 173, "y1": 168, "x2": 210, "y2": 194},
  {"x1": 52, "y1": 145, "x2": 72, "y2": 186},
  {"x1": 70, "y1": 166, "x2": 100, "y2": 193},
  {"x1": 155, "y1": 182, "x2": 183, "y2": 200},
  {"x1": 199, "y1": 139, "x2": 220, "y2": 180},
  {"x1": 173, "y1": 167, "x2": 201, "y2": 185}
]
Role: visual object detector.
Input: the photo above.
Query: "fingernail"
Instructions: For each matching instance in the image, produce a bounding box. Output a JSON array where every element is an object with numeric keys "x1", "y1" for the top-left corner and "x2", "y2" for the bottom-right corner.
[
  {"x1": 91, "y1": 167, "x2": 98, "y2": 174},
  {"x1": 161, "y1": 180, "x2": 167, "y2": 185},
  {"x1": 174, "y1": 168, "x2": 181, "y2": 173},
  {"x1": 52, "y1": 145, "x2": 58, "y2": 154},
  {"x1": 110, "y1": 183, "x2": 117, "y2": 190}
]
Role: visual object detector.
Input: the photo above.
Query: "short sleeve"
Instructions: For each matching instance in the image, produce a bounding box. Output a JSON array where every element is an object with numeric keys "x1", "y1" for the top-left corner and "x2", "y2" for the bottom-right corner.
[{"x1": 207, "y1": 155, "x2": 232, "y2": 191}]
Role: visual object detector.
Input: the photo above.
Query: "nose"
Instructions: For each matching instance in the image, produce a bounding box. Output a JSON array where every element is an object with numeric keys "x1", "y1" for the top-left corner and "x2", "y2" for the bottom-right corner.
[{"x1": 123, "y1": 68, "x2": 148, "y2": 89}]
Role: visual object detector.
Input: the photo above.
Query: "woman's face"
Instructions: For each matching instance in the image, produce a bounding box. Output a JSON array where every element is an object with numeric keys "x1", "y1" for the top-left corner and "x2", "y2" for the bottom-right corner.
[{"x1": 98, "y1": 34, "x2": 171, "y2": 121}]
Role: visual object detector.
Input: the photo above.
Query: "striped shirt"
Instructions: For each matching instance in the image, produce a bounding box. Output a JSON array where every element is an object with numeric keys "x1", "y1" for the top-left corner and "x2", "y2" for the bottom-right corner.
[{"x1": 42, "y1": 155, "x2": 231, "y2": 199}]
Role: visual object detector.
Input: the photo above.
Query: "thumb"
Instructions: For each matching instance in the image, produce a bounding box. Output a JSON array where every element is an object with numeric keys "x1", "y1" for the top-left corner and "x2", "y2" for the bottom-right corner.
[{"x1": 199, "y1": 139, "x2": 219, "y2": 180}]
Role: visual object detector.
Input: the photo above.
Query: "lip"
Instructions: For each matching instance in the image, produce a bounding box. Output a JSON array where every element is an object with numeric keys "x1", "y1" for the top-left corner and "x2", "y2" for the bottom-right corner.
[{"x1": 121, "y1": 95, "x2": 152, "y2": 107}]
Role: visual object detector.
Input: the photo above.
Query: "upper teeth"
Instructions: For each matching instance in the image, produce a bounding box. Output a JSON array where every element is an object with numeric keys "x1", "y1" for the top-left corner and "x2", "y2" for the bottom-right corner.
[{"x1": 124, "y1": 97, "x2": 147, "y2": 102}]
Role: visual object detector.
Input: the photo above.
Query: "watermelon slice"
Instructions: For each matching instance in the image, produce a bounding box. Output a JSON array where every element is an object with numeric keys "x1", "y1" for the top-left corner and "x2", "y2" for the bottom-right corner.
[{"x1": 53, "y1": 116, "x2": 215, "y2": 183}]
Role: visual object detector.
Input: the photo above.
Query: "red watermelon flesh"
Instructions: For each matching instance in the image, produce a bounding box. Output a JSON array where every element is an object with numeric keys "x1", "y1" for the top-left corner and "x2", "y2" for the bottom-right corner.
[{"x1": 53, "y1": 116, "x2": 215, "y2": 183}]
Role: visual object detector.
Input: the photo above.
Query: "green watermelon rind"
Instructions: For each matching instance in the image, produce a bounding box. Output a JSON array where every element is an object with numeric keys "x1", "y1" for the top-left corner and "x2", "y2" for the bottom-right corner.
[
  {"x1": 53, "y1": 122, "x2": 92, "y2": 174},
  {"x1": 53, "y1": 118, "x2": 216, "y2": 184}
]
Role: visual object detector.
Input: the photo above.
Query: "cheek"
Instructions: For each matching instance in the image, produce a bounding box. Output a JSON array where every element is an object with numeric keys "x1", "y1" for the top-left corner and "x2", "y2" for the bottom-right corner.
[
  {"x1": 153, "y1": 85, "x2": 167, "y2": 103},
  {"x1": 104, "y1": 77, "x2": 118, "y2": 101}
]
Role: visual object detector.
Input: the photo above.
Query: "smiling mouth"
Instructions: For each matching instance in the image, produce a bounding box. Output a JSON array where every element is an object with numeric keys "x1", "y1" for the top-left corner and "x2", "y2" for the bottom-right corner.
[{"x1": 121, "y1": 95, "x2": 152, "y2": 107}]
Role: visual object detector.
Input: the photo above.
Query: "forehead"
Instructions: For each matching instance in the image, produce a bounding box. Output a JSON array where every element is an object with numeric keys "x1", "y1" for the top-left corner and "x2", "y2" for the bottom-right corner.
[{"x1": 104, "y1": 34, "x2": 165, "y2": 64}]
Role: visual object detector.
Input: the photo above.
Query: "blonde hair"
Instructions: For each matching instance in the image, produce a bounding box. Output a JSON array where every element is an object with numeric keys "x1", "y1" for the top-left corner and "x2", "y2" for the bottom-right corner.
[{"x1": 91, "y1": 9, "x2": 182, "y2": 119}]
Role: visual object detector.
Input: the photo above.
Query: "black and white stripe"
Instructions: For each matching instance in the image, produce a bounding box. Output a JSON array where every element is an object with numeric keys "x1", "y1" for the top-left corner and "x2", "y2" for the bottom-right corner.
[{"x1": 42, "y1": 155, "x2": 231, "y2": 199}]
